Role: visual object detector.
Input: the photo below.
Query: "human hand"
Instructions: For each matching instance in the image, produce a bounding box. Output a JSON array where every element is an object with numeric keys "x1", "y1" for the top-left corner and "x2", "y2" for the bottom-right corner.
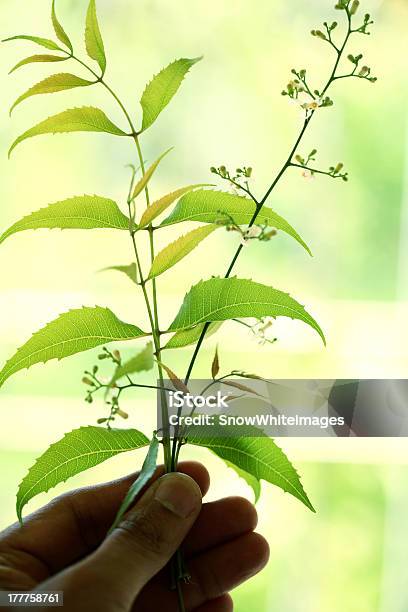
[{"x1": 0, "y1": 462, "x2": 269, "y2": 611}]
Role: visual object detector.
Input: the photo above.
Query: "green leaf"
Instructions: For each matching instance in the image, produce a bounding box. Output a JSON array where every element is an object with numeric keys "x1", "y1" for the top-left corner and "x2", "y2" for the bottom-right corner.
[
  {"x1": 3, "y1": 35, "x2": 62, "y2": 51},
  {"x1": 110, "y1": 342, "x2": 154, "y2": 386},
  {"x1": 17, "y1": 426, "x2": 149, "y2": 521},
  {"x1": 52, "y1": 0, "x2": 73, "y2": 52},
  {"x1": 0, "y1": 195, "x2": 129, "y2": 245},
  {"x1": 109, "y1": 434, "x2": 159, "y2": 532},
  {"x1": 164, "y1": 322, "x2": 222, "y2": 350},
  {"x1": 131, "y1": 149, "x2": 172, "y2": 201},
  {"x1": 9, "y1": 54, "x2": 68, "y2": 75},
  {"x1": 148, "y1": 226, "x2": 217, "y2": 279},
  {"x1": 223, "y1": 459, "x2": 261, "y2": 503},
  {"x1": 8, "y1": 106, "x2": 127, "y2": 157},
  {"x1": 10, "y1": 73, "x2": 94, "y2": 115},
  {"x1": 161, "y1": 190, "x2": 311, "y2": 255},
  {"x1": 140, "y1": 57, "x2": 202, "y2": 132},
  {"x1": 0, "y1": 307, "x2": 146, "y2": 389},
  {"x1": 188, "y1": 431, "x2": 314, "y2": 512},
  {"x1": 138, "y1": 185, "x2": 210, "y2": 229},
  {"x1": 100, "y1": 264, "x2": 138, "y2": 285},
  {"x1": 85, "y1": 0, "x2": 106, "y2": 75},
  {"x1": 168, "y1": 277, "x2": 325, "y2": 345}
]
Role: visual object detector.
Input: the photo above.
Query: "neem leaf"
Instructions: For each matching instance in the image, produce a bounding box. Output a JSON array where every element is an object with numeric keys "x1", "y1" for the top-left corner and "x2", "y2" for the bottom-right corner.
[
  {"x1": 164, "y1": 322, "x2": 223, "y2": 350},
  {"x1": 100, "y1": 264, "x2": 138, "y2": 285},
  {"x1": 9, "y1": 54, "x2": 68, "y2": 75},
  {"x1": 140, "y1": 57, "x2": 202, "y2": 132},
  {"x1": 0, "y1": 307, "x2": 146, "y2": 389},
  {"x1": 131, "y1": 149, "x2": 172, "y2": 200},
  {"x1": 0, "y1": 195, "x2": 129, "y2": 245},
  {"x1": 148, "y1": 225, "x2": 217, "y2": 279},
  {"x1": 85, "y1": 0, "x2": 106, "y2": 75},
  {"x1": 3, "y1": 35, "x2": 62, "y2": 51},
  {"x1": 161, "y1": 190, "x2": 311, "y2": 255},
  {"x1": 138, "y1": 184, "x2": 210, "y2": 229},
  {"x1": 109, "y1": 434, "x2": 159, "y2": 532},
  {"x1": 188, "y1": 431, "x2": 314, "y2": 512},
  {"x1": 17, "y1": 426, "x2": 149, "y2": 521},
  {"x1": 52, "y1": 0, "x2": 73, "y2": 52},
  {"x1": 8, "y1": 106, "x2": 127, "y2": 157},
  {"x1": 110, "y1": 342, "x2": 154, "y2": 386},
  {"x1": 223, "y1": 459, "x2": 261, "y2": 503},
  {"x1": 10, "y1": 73, "x2": 94, "y2": 114},
  {"x1": 168, "y1": 277, "x2": 325, "y2": 345}
]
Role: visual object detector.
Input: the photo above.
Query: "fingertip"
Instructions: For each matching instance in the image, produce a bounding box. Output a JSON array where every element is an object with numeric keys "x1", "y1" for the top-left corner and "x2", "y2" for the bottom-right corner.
[
  {"x1": 177, "y1": 461, "x2": 210, "y2": 496},
  {"x1": 249, "y1": 532, "x2": 270, "y2": 572}
]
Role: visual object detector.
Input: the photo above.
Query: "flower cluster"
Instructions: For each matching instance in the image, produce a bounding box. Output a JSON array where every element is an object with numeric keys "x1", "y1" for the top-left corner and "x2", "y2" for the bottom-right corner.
[
  {"x1": 210, "y1": 164, "x2": 254, "y2": 196},
  {"x1": 282, "y1": 70, "x2": 333, "y2": 114},
  {"x1": 292, "y1": 149, "x2": 349, "y2": 182},
  {"x1": 82, "y1": 347, "x2": 129, "y2": 427}
]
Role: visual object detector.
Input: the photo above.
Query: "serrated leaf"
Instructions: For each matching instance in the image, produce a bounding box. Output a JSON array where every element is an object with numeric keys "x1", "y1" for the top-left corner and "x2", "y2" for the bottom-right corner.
[
  {"x1": 138, "y1": 184, "x2": 210, "y2": 229},
  {"x1": 52, "y1": 0, "x2": 73, "y2": 52},
  {"x1": 0, "y1": 195, "x2": 129, "y2": 245},
  {"x1": 140, "y1": 57, "x2": 202, "y2": 132},
  {"x1": 161, "y1": 190, "x2": 311, "y2": 255},
  {"x1": 10, "y1": 73, "x2": 94, "y2": 115},
  {"x1": 17, "y1": 426, "x2": 149, "y2": 521},
  {"x1": 148, "y1": 225, "x2": 217, "y2": 279},
  {"x1": 0, "y1": 307, "x2": 146, "y2": 389},
  {"x1": 110, "y1": 342, "x2": 154, "y2": 386},
  {"x1": 164, "y1": 322, "x2": 222, "y2": 350},
  {"x1": 109, "y1": 434, "x2": 159, "y2": 532},
  {"x1": 131, "y1": 149, "x2": 172, "y2": 201},
  {"x1": 168, "y1": 277, "x2": 325, "y2": 345},
  {"x1": 3, "y1": 35, "x2": 62, "y2": 51},
  {"x1": 100, "y1": 264, "x2": 138, "y2": 285},
  {"x1": 85, "y1": 0, "x2": 106, "y2": 75},
  {"x1": 223, "y1": 459, "x2": 261, "y2": 503},
  {"x1": 9, "y1": 54, "x2": 68, "y2": 75},
  {"x1": 188, "y1": 430, "x2": 314, "y2": 511},
  {"x1": 9, "y1": 106, "x2": 127, "y2": 157},
  {"x1": 222, "y1": 379, "x2": 263, "y2": 398}
]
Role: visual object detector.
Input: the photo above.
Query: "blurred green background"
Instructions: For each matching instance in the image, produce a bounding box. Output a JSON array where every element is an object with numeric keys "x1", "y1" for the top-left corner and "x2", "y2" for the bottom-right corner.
[{"x1": 1, "y1": 0, "x2": 407, "y2": 610}]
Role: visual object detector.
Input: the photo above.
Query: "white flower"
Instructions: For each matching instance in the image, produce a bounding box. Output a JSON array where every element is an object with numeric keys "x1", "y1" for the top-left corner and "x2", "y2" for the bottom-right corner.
[
  {"x1": 245, "y1": 226, "x2": 263, "y2": 239},
  {"x1": 302, "y1": 169, "x2": 315, "y2": 180}
]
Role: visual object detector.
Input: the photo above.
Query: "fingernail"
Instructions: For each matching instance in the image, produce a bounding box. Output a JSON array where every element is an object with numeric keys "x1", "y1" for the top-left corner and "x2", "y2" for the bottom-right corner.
[{"x1": 155, "y1": 473, "x2": 201, "y2": 519}]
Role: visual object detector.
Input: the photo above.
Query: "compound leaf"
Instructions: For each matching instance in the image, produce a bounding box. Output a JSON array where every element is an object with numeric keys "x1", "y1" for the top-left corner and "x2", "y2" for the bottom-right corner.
[
  {"x1": 140, "y1": 57, "x2": 202, "y2": 132},
  {"x1": 85, "y1": 0, "x2": 106, "y2": 75},
  {"x1": 109, "y1": 434, "x2": 159, "y2": 532},
  {"x1": 10, "y1": 73, "x2": 94, "y2": 114},
  {"x1": 9, "y1": 106, "x2": 127, "y2": 157},
  {"x1": 3, "y1": 35, "x2": 62, "y2": 51},
  {"x1": 0, "y1": 195, "x2": 129, "y2": 245},
  {"x1": 131, "y1": 149, "x2": 172, "y2": 200},
  {"x1": 17, "y1": 426, "x2": 149, "y2": 521},
  {"x1": 148, "y1": 225, "x2": 217, "y2": 279},
  {"x1": 52, "y1": 0, "x2": 73, "y2": 52},
  {"x1": 188, "y1": 431, "x2": 314, "y2": 512},
  {"x1": 138, "y1": 184, "x2": 210, "y2": 229},
  {"x1": 161, "y1": 189, "x2": 311, "y2": 255},
  {"x1": 168, "y1": 277, "x2": 325, "y2": 345},
  {"x1": 110, "y1": 342, "x2": 154, "y2": 386},
  {"x1": 0, "y1": 307, "x2": 146, "y2": 389},
  {"x1": 9, "y1": 54, "x2": 68, "y2": 75}
]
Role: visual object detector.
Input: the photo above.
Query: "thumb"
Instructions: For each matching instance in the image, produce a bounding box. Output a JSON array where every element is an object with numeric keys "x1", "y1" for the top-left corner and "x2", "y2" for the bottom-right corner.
[{"x1": 57, "y1": 472, "x2": 202, "y2": 610}]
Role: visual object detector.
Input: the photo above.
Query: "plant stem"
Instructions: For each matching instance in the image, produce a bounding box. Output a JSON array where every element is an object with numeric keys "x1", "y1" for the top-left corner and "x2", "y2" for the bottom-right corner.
[
  {"x1": 182, "y1": 9, "x2": 353, "y2": 387},
  {"x1": 67, "y1": 51, "x2": 172, "y2": 469}
]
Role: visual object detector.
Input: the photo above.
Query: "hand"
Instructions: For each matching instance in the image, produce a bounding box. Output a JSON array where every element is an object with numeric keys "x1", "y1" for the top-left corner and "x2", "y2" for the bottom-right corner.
[{"x1": 0, "y1": 462, "x2": 269, "y2": 611}]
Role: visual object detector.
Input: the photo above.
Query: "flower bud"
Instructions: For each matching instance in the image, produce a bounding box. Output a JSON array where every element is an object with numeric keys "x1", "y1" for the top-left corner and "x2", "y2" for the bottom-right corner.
[
  {"x1": 113, "y1": 350, "x2": 121, "y2": 361},
  {"x1": 359, "y1": 66, "x2": 370, "y2": 76},
  {"x1": 82, "y1": 377, "x2": 95, "y2": 386},
  {"x1": 210, "y1": 166, "x2": 217, "y2": 173},
  {"x1": 117, "y1": 409, "x2": 128, "y2": 419},
  {"x1": 335, "y1": 163, "x2": 344, "y2": 174},
  {"x1": 97, "y1": 417, "x2": 108, "y2": 424},
  {"x1": 350, "y1": 0, "x2": 359, "y2": 15}
]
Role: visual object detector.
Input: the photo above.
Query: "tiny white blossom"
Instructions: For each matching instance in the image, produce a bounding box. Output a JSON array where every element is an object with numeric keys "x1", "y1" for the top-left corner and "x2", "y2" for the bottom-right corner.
[
  {"x1": 302, "y1": 169, "x2": 315, "y2": 180},
  {"x1": 245, "y1": 226, "x2": 263, "y2": 239}
]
